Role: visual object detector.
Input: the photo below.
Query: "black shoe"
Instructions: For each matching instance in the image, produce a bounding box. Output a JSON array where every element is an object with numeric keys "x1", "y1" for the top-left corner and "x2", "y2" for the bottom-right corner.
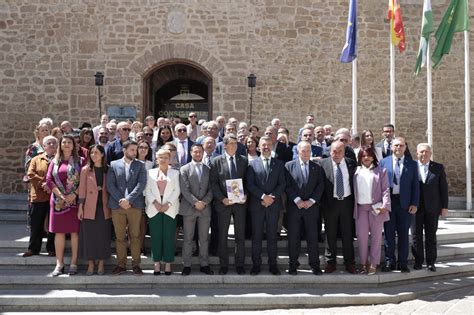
[
  {"x1": 288, "y1": 267, "x2": 297, "y2": 275},
  {"x1": 400, "y1": 265, "x2": 410, "y2": 273},
  {"x1": 413, "y1": 264, "x2": 422, "y2": 270},
  {"x1": 312, "y1": 267, "x2": 323, "y2": 275},
  {"x1": 250, "y1": 266, "x2": 260, "y2": 276},
  {"x1": 181, "y1": 267, "x2": 191, "y2": 276},
  {"x1": 427, "y1": 264, "x2": 436, "y2": 272},
  {"x1": 153, "y1": 271, "x2": 161, "y2": 276},
  {"x1": 218, "y1": 267, "x2": 228, "y2": 275},
  {"x1": 200, "y1": 266, "x2": 214, "y2": 275},
  {"x1": 236, "y1": 266, "x2": 245, "y2": 275},
  {"x1": 381, "y1": 262, "x2": 396, "y2": 272},
  {"x1": 269, "y1": 266, "x2": 280, "y2": 275},
  {"x1": 165, "y1": 271, "x2": 172, "y2": 276}
]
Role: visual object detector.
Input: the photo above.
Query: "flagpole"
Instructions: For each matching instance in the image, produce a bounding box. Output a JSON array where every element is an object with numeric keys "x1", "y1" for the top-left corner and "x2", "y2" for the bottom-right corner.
[
  {"x1": 464, "y1": 28, "x2": 472, "y2": 211},
  {"x1": 390, "y1": 35, "x2": 396, "y2": 127},
  {"x1": 426, "y1": 44, "x2": 433, "y2": 149},
  {"x1": 352, "y1": 58, "x2": 358, "y2": 135}
]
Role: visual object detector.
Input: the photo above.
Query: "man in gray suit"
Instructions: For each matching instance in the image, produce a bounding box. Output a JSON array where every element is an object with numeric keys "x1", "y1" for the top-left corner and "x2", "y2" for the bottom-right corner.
[
  {"x1": 210, "y1": 134, "x2": 248, "y2": 275},
  {"x1": 179, "y1": 144, "x2": 214, "y2": 276},
  {"x1": 107, "y1": 140, "x2": 147, "y2": 275}
]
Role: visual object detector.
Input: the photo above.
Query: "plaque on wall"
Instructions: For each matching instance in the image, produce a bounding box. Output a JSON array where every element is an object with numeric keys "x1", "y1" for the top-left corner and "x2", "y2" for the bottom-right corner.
[
  {"x1": 106, "y1": 105, "x2": 137, "y2": 121},
  {"x1": 158, "y1": 101, "x2": 209, "y2": 121},
  {"x1": 167, "y1": 8, "x2": 186, "y2": 34}
]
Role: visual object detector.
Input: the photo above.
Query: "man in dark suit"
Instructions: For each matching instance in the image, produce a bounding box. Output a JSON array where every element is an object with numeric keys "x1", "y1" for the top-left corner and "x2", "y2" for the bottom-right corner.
[
  {"x1": 264, "y1": 126, "x2": 292, "y2": 163},
  {"x1": 380, "y1": 137, "x2": 419, "y2": 273},
  {"x1": 246, "y1": 136, "x2": 286, "y2": 275},
  {"x1": 179, "y1": 144, "x2": 214, "y2": 276},
  {"x1": 333, "y1": 128, "x2": 357, "y2": 162},
  {"x1": 210, "y1": 134, "x2": 248, "y2": 275},
  {"x1": 173, "y1": 123, "x2": 194, "y2": 168},
  {"x1": 285, "y1": 141, "x2": 325, "y2": 275},
  {"x1": 107, "y1": 140, "x2": 147, "y2": 275},
  {"x1": 414, "y1": 143, "x2": 448, "y2": 272},
  {"x1": 320, "y1": 141, "x2": 357, "y2": 274},
  {"x1": 313, "y1": 126, "x2": 331, "y2": 157},
  {"x1": 215, "y1": 123, "x2": 247, "y2": 156},
  {"x1": 375, "y1": 123, "x2": 412, "y2": 159}
]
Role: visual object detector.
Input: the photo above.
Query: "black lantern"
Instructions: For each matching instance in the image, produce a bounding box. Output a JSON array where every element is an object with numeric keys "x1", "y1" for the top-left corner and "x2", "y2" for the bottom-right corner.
[
  {"x1": 247, "y1": 74, "x2": 256, "y2": 124},
  {"x1": 94, "y1": 72, "x2": 104, "y2": 117}
]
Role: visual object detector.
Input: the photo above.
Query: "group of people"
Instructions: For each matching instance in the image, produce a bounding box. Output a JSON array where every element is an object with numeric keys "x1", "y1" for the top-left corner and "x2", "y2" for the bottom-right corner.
[{"x1": 22, "y1": 112, "x2": 449, "y2": 277}]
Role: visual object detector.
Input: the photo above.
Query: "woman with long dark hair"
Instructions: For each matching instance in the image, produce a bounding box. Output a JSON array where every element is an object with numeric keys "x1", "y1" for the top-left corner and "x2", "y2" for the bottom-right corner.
[
  {"x1": 79, "y1": 128, "x2": 95, "y2": 150},
  {"x1": 77, "y1": 144, "x2": 112, "y2": 275},
  {"x1": 156, "y1": 126, "x2": 174, "y2": 150}
]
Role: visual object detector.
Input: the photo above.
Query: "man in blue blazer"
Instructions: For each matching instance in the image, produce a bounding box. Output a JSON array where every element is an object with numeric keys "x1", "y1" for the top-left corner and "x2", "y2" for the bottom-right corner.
[
  {"x1": 285, "y1": 141, "x2": 325, "y2": 275},
  {"x1": 291, "y1": 127, "x2": 323, "y2": 160},
  {"x1": 107, "y1": 140, "x2": 147, "y2": 275},
  {"x1": 380, "y1": 137, "x2": 419, "y2": 273},
  {"x1": 214, "y1": 123, "x2": 247, "y2": 157},
  {"x1": 246, "y1": 136, "x2": 286, "y2": 275}
]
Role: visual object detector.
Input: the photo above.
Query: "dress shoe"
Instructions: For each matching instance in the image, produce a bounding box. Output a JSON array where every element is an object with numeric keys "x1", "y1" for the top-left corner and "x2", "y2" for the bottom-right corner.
[
  {"x1": 236, "y1": 266, "x2": 245, "y2": 275},
  {"x1": 312, "y1": 267, "x2": 323, "y2": 275},
  {"x1": 52, "y1": 265, "x2": 64, "y2": 277},
  {"x1": 250, "y1": 266, "x2": 260, "y2": 276},
  {"x1": 324, "y1": 264, "x2": 336, "y2": 274},
  {"x1": 200, "y1": 266, "x2": 214, "y2": 275},
  {"x1": 112, "y1": 266, "x2": 126, "y2": 276},
  {"x1": 345, "y1": 264, "x2": 357, "y2": 274},
  {"x1": 427, "y1": 264, "x2": 436, "y2": 272},
  {"x1": 132, "y1": 265, "x2": 144, "y2": 275},
  {"x1": 381, "y1": 262, "x2": 396, "y2": 272},
  {"x1": 400, "y1": 265, "x2": 410, "y2": 273},
  {"x1": 413, "y1": 264, "x2": 423, "y2": 270},
  {"x1": 218, "y1": 267, "x2": 228, "y2": 275},
  {"x1": 269, "y1": 266, "x2": 281, "y2": 276},
  {"x1": 288, "y1": 267, "x2": 297, "y2": 275},
  {"x1": 181, "y1": 267, "x2": 191, "y2": 276},
  {"x1": 153, "y1": 270, "x2": 161, "y2": 276},
  {"x1": 22, "y1": 251, "x2": 35, "y2": 257},
  {"x1": 165, "y1": 271, "x2": 172, "y2": 276}
]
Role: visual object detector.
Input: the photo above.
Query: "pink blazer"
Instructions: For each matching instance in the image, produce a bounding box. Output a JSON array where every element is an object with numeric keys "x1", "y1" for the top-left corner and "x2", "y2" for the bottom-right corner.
[
  {"x1": 353, "y1": 165, "x2": 391, "y2": 222},
  {"x1": 78, "y1": 165, "x2": 111, "y2": 220}
]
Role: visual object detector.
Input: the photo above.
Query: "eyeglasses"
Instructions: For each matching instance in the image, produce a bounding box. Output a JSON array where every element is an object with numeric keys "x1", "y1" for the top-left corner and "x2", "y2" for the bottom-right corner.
[
  {"x1": 189, "y1": 115, "x2": 197, "y2": 118},
  {"x1": 44, "y1": 142, "x2": 56, "y2": 146},
  {"x1": 339, "y1": 138, "x2": 349, "y2": 143},
  {"x1": 177, "y1": 129, "x2": 187, "y2": 133},
  {"x1": 121, "y1": 128, "x2": 131, "y2": 132},
  {"x1": 145, "y1": 133, "x2": 153, "y2": 136}
]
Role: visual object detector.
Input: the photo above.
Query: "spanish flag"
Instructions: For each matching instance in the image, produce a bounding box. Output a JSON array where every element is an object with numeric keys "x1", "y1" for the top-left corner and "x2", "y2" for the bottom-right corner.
[{"x1": 388, "y1": 0, "x2": 406, "y2": 53}]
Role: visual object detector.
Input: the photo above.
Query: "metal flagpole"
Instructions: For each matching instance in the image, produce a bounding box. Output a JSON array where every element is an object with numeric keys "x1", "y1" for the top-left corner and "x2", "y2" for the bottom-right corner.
[
  {"x1": 464, "y1": 28, "x2": 472, "y2": 210},
  {"x1": 352, "y1": 58, "x2": 358, "y2": 135},
  {"x1": 426, "y1": 44, "x2": 433, "y2": 149},
  {"x1": 390, "y1": 35, "x2": 396, "y2": 127}
]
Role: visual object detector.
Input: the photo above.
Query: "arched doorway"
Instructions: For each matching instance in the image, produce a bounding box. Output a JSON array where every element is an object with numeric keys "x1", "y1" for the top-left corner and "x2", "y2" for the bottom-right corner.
[{"x1": 143, "y1": 60, "x2": 212, "y2": 123}]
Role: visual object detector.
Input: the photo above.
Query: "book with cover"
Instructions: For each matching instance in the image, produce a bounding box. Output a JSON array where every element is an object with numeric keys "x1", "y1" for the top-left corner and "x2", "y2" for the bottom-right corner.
[{"x1": 226, "y1": 178, "x2": 245, "y2": 204}]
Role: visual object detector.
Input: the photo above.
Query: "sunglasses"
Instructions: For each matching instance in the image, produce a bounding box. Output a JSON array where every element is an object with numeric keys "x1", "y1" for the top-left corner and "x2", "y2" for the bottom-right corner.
[
  {"x1": 177, "y1": 128, "x2": 187, "y2": 133},
  {"x1": 189, "y1": 115, "x2": 197, "y2": 118},
  {"x1": 145, "y1": 133, "x2": 153, "y2": 136},
  {"x1": 121, "y1": 128, "x2": 131, "y2": 132}
]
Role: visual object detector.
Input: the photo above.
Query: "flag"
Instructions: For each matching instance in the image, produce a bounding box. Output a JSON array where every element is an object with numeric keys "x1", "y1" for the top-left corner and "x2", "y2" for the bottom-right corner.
[
  {"x1": 432, "y1": 0, "x2": 469, "y2": 68},
  {"x1": 387, "y1": 0, "x2": 406, "y2": 53},
  {"x1": 340, "y1": 0, "x2": 357, "y2": 63},
  {"x1": 414, "y1": 0, "x2": 434, "y2": 76}
]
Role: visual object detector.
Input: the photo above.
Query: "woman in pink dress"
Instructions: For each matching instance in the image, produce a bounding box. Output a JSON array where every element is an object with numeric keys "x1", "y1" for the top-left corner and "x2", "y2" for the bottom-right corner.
[{"x1": 46, "y1": 134, "x2": 84, "y2": 276}]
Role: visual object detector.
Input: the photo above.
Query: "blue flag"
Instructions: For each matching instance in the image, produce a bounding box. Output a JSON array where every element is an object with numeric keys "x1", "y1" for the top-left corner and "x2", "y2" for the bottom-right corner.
[{"x1": 340, "y1": 0, "x2": 357, "y2": 63}]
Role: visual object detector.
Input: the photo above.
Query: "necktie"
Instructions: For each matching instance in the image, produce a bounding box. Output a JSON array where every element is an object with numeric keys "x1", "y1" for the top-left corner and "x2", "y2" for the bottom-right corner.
[
  {"x1": 394, "y1": 158, "x2": 401, "y2": 185},
  {"x1": 206, "y1": 156, "x2": 211, "y2": 168},
  {"x1": 336, "y1": 163, "x2": 344, "y2": 198},
  {"x1": 423, "y1": 164, "x2": 428, "y2": 183},
  {"x1": 264, "y1": 158, "x2": 270, "y2": 179},
  {"x1": 179, "y1": 141, "x2": 186, "y2": 165},
  {"x1": 302, "y1": 162, "x2": 308, "y2": 184},
  {"x1": 386, "y1": 141, "x2": 392, "y2": 156},
  {"x1": 229, "y1": 156, "x2": 237, "y2": 179},
  {"x1": 195, "y1": 163, "x2": 202, "y2": 181}
]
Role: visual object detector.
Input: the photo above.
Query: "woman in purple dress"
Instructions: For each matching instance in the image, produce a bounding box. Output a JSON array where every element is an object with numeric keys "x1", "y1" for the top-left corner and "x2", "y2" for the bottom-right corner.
[{"x1": 46, "y1": 134, "x2": 84, "y2": 276}]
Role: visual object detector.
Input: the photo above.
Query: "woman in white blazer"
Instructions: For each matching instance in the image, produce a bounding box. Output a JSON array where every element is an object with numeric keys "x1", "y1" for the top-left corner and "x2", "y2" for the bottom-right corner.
[{"x1": 144, "y1": 149, "x2": 180, "y2": 275}]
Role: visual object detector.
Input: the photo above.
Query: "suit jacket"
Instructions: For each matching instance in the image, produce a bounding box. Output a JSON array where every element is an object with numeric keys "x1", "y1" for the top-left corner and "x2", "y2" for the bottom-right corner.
[
  {"x1": 319, "y1": 157, "x2": 357, "y2": 203},
  {"x1": 353, "y1": 165, "x2": 391, "y2": 222},
  {"x1": 215, "y1": 141, "x2": 247, "y2": 157},
  {"x1": 179, "y1": 162, "x2": 213, "y2": 217},
  {"x1": 78, "y1": 165, "x2": 111, "y2": 220},
  {"x1": 106, "y1": 158, "x2": 146, "y2": 210},
  {"x1": 284, "y1": 159, "x2": 324, "y2": 210},
  {"x1": 210, "y1": 153, "x2": 248, "y2": 213},
  {"x1": 292, "y1": 143, "x2": 323, "y2": 160},
  {"x1": 173, "y1": 138, "x2": 194, "y2": 165},
  {"x1": 144, "y1": 168, "x2": 181, "y2": 219},
  {"x1": 246, "y1": 157, "x2": 286, "y2": 212},
  {"x1": 274, "y1": 141, "x2": 292, "y2": 163},
  {"x1": 419, "y1": 161, "x2": 448, "y2": 213},
  {"x1": 380, "y1": 155, "x2": 419, "y2": 210},
  {"x1": 376, "y1": 140, "x2": 413, "y2": 159}
]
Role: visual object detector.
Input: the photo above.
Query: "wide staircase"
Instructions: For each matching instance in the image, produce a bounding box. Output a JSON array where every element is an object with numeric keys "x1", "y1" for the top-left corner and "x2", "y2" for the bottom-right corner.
[{"x1": 0, "y1": 194, "x2": 473, "y2": 311}]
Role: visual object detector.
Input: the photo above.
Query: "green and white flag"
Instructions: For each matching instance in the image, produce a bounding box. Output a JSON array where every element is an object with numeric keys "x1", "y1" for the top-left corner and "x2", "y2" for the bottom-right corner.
[{"x1": 414, "y1": 0, "x2": 433, "y2": 76}]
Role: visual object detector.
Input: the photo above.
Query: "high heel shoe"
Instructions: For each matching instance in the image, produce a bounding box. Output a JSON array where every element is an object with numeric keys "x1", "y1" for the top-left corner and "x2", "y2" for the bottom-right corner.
[
  {"x1": 52, "y1": 265, "x2": 64, "y2": 277},
  {"x1": 153, "y1": 263, "x2": 161, "y2": 276},
  {"x1": 164, "y1": 263, "x2": 172, "y2": 276},
  {"x1": 68, "y1": 264, "x2": 78, "y2": 276}
]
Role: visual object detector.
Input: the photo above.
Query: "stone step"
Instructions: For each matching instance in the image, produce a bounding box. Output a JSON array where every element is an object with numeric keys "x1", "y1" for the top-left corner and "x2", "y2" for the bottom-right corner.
[{"x1": 0, "y1": 270, "x2": 472, "y2": 311}]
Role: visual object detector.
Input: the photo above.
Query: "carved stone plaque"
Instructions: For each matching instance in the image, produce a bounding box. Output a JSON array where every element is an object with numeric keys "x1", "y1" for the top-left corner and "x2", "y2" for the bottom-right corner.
[{"x1": 167, "y1": 9, "x2": 186, "y2": 34}]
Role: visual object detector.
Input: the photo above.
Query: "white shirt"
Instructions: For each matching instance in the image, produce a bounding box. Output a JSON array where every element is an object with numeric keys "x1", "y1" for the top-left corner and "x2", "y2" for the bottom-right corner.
[
  {"x1": 392, "y1": 155, "x2": 405, "y2": 194},
  {"x1": 356, "y1": 166, "x2": 373, "y2": 204},
  {"x1": 418, "y1": 160, "x2": 429, "y2": 183},
  {"x1": 332, "y1": 159, "x2": 351, "y2": 198},
  {"x1": 176, "y1": 138, "x2": 189, "y2": 164}
]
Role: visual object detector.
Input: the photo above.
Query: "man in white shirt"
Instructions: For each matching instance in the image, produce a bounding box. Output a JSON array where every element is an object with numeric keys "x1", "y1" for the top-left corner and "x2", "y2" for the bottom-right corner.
[
  {"x1": 93, "y1": 114, "x2": 109, "y2": 142},
  {"x1": 173, "y1": 123, "x2": 194, "y2": 168}
]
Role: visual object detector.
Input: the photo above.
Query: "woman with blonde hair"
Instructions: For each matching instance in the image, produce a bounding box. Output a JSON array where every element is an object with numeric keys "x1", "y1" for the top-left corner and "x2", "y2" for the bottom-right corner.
[{"x1": 144, "y1": 149, "x2": 180, "y2": 275}]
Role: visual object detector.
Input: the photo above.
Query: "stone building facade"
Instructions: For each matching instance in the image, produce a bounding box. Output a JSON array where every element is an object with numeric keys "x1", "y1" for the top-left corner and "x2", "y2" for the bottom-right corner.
[{"x1": 0, "y1": 0, "x2": 473, "y2": 197}]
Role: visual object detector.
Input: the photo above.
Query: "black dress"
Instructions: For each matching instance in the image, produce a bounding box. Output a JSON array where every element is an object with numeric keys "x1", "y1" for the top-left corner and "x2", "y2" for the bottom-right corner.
[{"x1": 78, "y1": 167, "x2": 112, "y2": 260}]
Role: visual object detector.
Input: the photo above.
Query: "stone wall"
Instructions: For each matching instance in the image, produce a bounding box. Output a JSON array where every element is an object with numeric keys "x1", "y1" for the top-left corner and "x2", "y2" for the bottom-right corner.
[{"x1": 0, "y1": 0, "x2": 473, "y2": 196}]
